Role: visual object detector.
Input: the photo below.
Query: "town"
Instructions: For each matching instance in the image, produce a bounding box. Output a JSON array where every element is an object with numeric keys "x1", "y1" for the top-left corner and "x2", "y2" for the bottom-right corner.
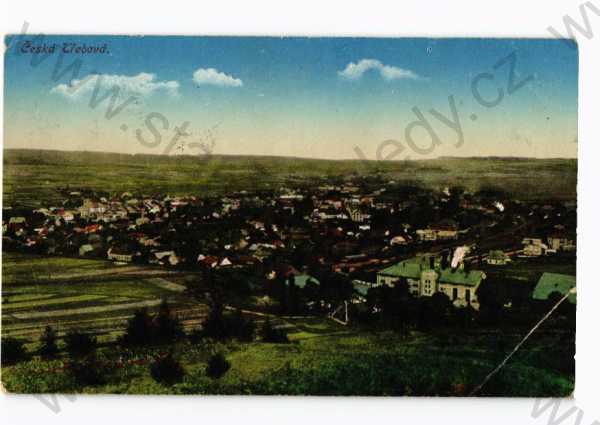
[{"x1": 2, "y1": 175, "x2": 577, "y2": 317}]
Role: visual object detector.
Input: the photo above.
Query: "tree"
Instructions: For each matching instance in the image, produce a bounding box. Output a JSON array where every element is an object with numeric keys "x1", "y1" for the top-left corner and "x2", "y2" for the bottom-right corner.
[
  {"x1": 206, "y1": 352, "x2": 230, "y2": 379},
  {"x1": 64, "y1": 330, "x2": 97, "y2": 358},
  {"x1": 120, "y1": 308, "x2": 154, "y2": 347},
  {"x1": 69, "y1": 357, "x2": 107, "y2": 386},
  {"x1": 39, "y1": 325, "x2": 59, "y2": 359},
  {"x1": 229, "y1": 309, "x2": 256, "y2": 342},
  {"x1": 199, "y1": 303, "x2": 229, "y2": 340},
  {"x1": 154, "y1": 299, "x2": 184, "y2": 344},
  {"x1": 260, "y1": 318, "x2": 289, "y2": 343},
  {"x1": 1, "y1": 337, "x2": 27, "y2": 366},
  {"x1": 150, "y1": 353, "x2": 185, "y2": 385},
  {"x1": 286, "y1": 274, "x2": 300, "y2": 314},
  {"x1": 476, "y1": 279, "x2": 506, "y2": 326}
]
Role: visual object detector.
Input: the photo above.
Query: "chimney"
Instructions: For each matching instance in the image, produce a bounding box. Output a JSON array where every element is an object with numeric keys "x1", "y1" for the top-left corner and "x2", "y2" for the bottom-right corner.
[{"x1": 429, "y1": 255, "x2": 435, "y2": 270}]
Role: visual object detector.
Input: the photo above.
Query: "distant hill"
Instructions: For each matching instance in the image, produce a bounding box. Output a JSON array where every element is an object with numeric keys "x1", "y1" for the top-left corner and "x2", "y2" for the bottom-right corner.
[{"x1": 3, "y1": 149, "x2": 577, "y2": 207}]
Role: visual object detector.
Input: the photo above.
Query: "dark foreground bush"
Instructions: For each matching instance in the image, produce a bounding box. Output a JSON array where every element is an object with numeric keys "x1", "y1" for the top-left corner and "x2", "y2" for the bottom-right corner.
[
  {"x1": 150, "y1": 354, "x2": 185, "y2": 385},
  {"x1": 68, "y1": 358, "x2": 109, "y2": 387},
  {"x1": 64, "y1": 331, "x2": 97, "y2": 358},
  {"x1": 1, "y1": 337, "x2": 27, "y2": 366},
  {"x1": 260, "y1": 318, "x2": 289, "y2": 343},
  {"x1": 206, "y1": 352, "x2": 230, "y2": 379},
  {"x1": 39, "y1": 325, "x2": 59, "y2": 359},
  {"x1": 192, "y1": 309, "x2": 256, "y2": 342}
]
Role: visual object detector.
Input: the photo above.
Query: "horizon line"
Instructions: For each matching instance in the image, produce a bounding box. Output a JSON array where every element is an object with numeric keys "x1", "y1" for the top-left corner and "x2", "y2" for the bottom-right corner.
[{"x1": 3, "y1": 147, "x2": 578, "y2": 162}]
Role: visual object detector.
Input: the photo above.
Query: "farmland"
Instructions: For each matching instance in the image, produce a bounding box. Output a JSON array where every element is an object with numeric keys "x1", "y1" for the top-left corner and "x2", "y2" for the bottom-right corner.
[
  {"x1": 1, "y1": 252, "x2": 204, "y2": 347},
  {"x1": 3, "y1": 149, "x2": 577, "y2": 208}
]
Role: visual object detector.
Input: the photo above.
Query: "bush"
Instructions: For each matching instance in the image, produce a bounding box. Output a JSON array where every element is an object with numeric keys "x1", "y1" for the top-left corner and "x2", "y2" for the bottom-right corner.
[
  {"x1": 154, "y1": 299, "x2": 184, "y2": 344},
  {"x1": 260, "y1": 318, "x2": 289, "y2": 343},
  {"x1": 199, "y1": 307, "x2": 230, "y2": 340},
  {"x1": 206, "y1": 352, "x2": 230, "y2": 379},
  {"x1": 64, "y1": 331, "x2": 97, "y2": 358},
  {"x1": 120, "y1": 308, "x2": 154, "y2": 347},
  {"x1": 69, "y1": 357, "x2": 109, "y2": 387},
  {"x1": 150, "y1": 353, "x2": 185, "y2": 385},
  {"x1": 1, "y1": 337, "x2": 27, "y2": 366},
  {"x1": 39, "y1": 325, "x2": 59, "y2": 359},
  {"x1": 229, "y1": 309, "x2": 256, "y2": 342},
  {"x1": 195, "y1": 308, "x2": 255, "y2": 342}
]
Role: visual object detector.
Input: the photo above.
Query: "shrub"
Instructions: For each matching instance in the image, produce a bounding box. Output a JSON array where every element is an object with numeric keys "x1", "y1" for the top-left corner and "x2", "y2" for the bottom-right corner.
[
  {"x1": 260, "y1": 318, "x2": 289, "y2": 343},
  {"x1": 1, "y1": 337, "x2": 27, "y2": 366},
  {"x1": 69, "y1": 357, "x2": 108, "y2": 387},
  {"x1": 64, "y1": 331, "x2": 97, "y2": 358},
  {"x1": 206, "y1": 352, "x2": 230, "y2": 379},
  {"x1": 39, "y1": 325, "x2": 59, "y2": 359},
  {"x1": 199, "y1": 307, "x2": 230, "y2": 340},
  {"x1": 229, "y1": 309, "x2": 255, "y2": 342},
  {"x1": 120, "y1": 308, "x2": 154, "y2": 347},
  {"x1": 150, "y1": 353, "x2": 185, "y2": 385},
  {"x1": 154, "y1": 299, "x2": 184, "y2": 344}
]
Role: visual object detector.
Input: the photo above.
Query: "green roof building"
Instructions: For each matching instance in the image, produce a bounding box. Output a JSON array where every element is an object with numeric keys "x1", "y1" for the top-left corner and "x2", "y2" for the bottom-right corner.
[
  {"x1": 486, "y1": 250, "x2": 510, "y2": 265},
  {"x1": 292, "y1": 274, "x2": 320, "y2": 289},
  {"x1": 376, "y1": 255, "x2": 486, "y2": 310},
  {"x1": 533, "y1": 273, "x2": 576, "y2": 304}
]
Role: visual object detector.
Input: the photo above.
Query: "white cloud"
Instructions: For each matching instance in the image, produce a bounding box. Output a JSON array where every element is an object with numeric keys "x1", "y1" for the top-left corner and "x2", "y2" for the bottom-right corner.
[
  {"x1": 338, "y1": 58, "x2": 420, "y2": 81},
  {"x1": 51, "y1": 72, "x2": 180, "y2": 100},
  {"x1": 192, "y1": 67, "x2": 243, "y2": 87}
]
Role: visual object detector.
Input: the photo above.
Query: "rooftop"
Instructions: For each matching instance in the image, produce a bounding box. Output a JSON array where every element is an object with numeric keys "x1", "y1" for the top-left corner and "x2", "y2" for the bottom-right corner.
[
  {"x1": 378, "y1": 256, "x2": 485, "y2": 287},
  {"x1": 533, "y1": 272, "x2": 576, "y2": 304}
]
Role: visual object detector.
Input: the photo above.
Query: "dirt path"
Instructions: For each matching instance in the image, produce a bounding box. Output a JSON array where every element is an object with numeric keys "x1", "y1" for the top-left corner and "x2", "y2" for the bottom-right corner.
[
  {"x1": 9, "y1": 299, "x2": 164, "y2": 320},
  {"x1": 147, "y1": 277, "x2": 187, "y2": 292}
]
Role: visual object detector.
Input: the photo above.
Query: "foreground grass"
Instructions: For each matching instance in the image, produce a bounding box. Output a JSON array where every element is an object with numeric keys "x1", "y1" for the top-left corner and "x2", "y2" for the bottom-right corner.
[{"x1": 1, "y1": 317, "x2": 575, "y2": 397}]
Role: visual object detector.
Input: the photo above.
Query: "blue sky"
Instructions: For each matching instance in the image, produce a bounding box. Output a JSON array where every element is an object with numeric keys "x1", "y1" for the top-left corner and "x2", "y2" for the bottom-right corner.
[{"x1": 4, "y1": 36, "x2": 578, "y2": 159}]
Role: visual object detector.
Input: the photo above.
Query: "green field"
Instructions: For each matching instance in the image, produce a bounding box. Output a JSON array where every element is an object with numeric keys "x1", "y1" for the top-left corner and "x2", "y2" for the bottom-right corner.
[
  {"x1": 3, "y1": 149, "x2": 577, "y2": 207},
  {"x1": 1, "y1": 253, "x2": 203, "y2": 345},
  {"x1": 1, "y1": 317, "x2": 574, "y2": 396}
]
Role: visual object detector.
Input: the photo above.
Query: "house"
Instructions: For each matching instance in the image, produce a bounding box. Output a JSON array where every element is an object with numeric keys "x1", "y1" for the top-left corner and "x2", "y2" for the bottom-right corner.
[
  {"x1": 417, "y1": 222, "x2": 459, "y2": 241},
  {"x1": 56, "y1": 209, "x2": 75, "y2": 222},
  {"x1": 376, "y1": 255, "x2": 486, "y2": 310},
  {"x1": 346, "y1": 205, "x2": 370, "y2": 223},
  {"x1": 290, "y1": 274, "x2": 320, "y2": 288},
  {"x1": 390, "y1": 235, "x2": 408, "y2": 246},
  {"x1": 79, "y1": 199, "x2": 107, "y2": 218},
  {"x1": 197, "y1": 254, "x2": 218, "y2": 268},
  {"x1": 486, "y1": 250, "x2": 510, "y2": 265},
  {"x1": 8, "y1": 216, "x2": 26, "y2": 230},
  {"x1": 416, "y1": 229, "x2": 437, "y2": 241},
  {"x1": 219, "y1": 257, "x2": 233, "y2": 267},
  {"x1": 79, "y1": 244, "x2": 94, "y2": 256},
  {"x1": 547, "y1": 234, "x2": 576, "y2": 252},
  {"x1": 533, "y1": 273, "x2": 576, "y2": 304},
  {"x1": 107, "y1": 247, "x2": 134, "y2": 263},
  {"x1": 522, "y1": 238, "x2": 548, "y2": 257},
  {"x1": 152, "y1": 250, "x2": 180, "y2": 266}
]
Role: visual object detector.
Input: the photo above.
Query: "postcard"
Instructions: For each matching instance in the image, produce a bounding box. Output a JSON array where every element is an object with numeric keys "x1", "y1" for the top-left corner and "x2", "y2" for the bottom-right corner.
[{"x1": 2, "y1": 35, "x2": 577, "y2": 396}]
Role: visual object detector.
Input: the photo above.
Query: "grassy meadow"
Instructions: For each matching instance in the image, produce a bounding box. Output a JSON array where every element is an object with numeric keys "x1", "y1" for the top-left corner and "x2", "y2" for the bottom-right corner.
[
  {"x1": 3, "y1": 149, "x2": 577, "y2": 208},
  {"x1": 1, "y1": 310, "x2": 574, "y2": 396}
]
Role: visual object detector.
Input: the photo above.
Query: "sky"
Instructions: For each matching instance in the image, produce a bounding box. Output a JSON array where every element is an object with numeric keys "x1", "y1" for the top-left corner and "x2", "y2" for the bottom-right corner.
[{"x1": 4, "y1": 36, "x2": 578, "y2": 160}]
